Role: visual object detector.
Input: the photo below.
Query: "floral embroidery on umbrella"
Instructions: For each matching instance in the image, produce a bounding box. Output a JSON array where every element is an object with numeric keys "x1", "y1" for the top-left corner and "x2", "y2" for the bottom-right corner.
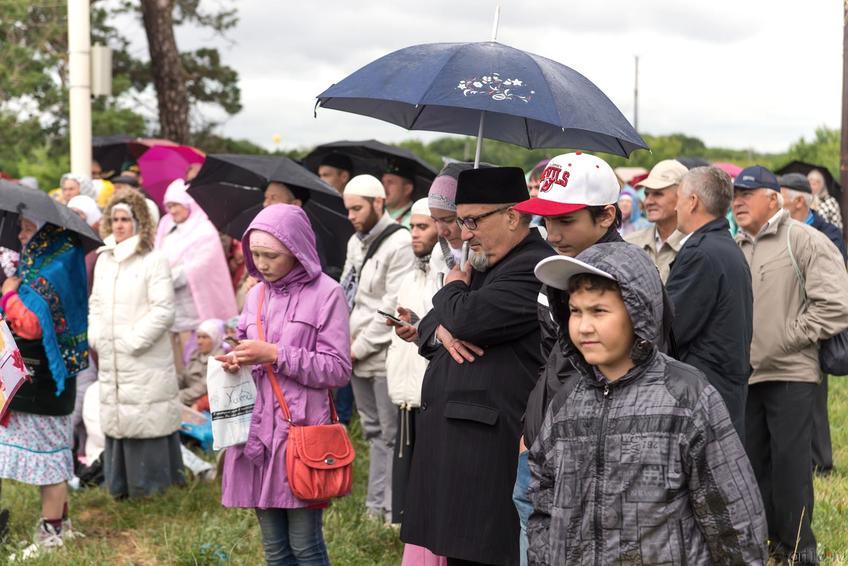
[{"x1": 456, "y1": 73, "x2": 535, "y2": 102}]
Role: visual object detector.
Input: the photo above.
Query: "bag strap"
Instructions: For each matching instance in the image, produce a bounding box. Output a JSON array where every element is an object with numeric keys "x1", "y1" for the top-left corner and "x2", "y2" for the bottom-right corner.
[
  {"x1": 255, "y1": 285, "x2": 340, "y2": 424},
  {"x1": 786, "y1": 223, "x2": 809, "y2": 305},
  {"x1": 361, "y1": 223, "x2": 406, "y2": 271}
]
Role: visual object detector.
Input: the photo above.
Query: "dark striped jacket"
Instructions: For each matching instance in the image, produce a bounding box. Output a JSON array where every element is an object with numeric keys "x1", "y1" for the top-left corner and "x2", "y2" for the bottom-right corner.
[{"x1": 527, "y1": 351, "x2": 768, "y2": 565}]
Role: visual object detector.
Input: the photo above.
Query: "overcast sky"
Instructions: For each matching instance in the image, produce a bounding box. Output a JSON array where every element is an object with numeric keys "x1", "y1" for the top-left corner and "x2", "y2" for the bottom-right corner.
[{"x1": 172, "y1": 0, "x2": 843, "y2": 155}]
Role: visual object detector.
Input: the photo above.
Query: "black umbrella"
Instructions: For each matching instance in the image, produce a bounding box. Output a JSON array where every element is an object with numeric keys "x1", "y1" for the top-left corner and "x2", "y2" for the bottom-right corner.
[
  {"x1": 302, "y1": 139, "x2": 437, "y2": 200},
  {"x1": 92, "y1": 136, "x2": 180, "y2": 178},
  {"x1": 187, "y1": 154, "x2": 353, "y2": 280},
  {"x1": 775, "y1": 160, "x2": 842, "y2": 202},
  {"x1": 0, "y1": 180, "x2": 103, "y2": 252},
  {"x1": 676, "y1": 156, "x2": 710, "y2": 170}
]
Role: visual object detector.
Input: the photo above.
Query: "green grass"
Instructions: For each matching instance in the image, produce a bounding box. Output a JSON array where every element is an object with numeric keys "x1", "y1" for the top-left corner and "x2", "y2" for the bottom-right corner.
[
  {"x1": 813, "y1": 378, "x2": 848, "y2": 564},
  {"x1": 3, "y1": 381, "x2": 848, "y2": 564},
  {"x1": 0, "y1": 417, "x2": 403, "y2": 565}
]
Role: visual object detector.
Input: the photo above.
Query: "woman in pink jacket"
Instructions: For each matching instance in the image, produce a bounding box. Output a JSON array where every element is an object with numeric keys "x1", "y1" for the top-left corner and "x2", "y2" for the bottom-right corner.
[{"x1": 218, "y1": 204, "x2": 351, "y2": 565}]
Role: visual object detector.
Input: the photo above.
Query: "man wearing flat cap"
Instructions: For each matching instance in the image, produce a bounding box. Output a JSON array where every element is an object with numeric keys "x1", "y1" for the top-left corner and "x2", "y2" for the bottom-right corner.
[
  {"x1": 400, "y1": 167, "x2": 555, "y2": 565},
  {"x1": 383, "y1": 159, "x2": 417, "y2": 229},
  {"x1": 779, "y1": 171, "x2": 846, "y2": 479},
  {"x1": 734, "y1": 165, "x2": 848, "y2": 565}
]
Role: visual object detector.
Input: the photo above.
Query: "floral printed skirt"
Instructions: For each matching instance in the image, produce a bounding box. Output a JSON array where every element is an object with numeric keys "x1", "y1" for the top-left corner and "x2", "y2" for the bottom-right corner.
[{"x1": 0, "y1": 412, "x2": 74, "y2": 485}]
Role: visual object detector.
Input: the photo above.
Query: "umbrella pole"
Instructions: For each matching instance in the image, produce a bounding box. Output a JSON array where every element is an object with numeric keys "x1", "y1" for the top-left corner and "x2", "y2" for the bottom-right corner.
[
  {"x1": 474, "y1": 5, "x2": 500, "y2": 169},
  {"x1": 474, "y1": 111, "x2": 486, "y2": 169}
]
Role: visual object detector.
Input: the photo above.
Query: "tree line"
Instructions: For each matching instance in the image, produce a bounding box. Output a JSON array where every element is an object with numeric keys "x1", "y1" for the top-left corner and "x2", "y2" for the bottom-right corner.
[{"x1": 0, "y1": 1, "x2": 839, "y2": 190}]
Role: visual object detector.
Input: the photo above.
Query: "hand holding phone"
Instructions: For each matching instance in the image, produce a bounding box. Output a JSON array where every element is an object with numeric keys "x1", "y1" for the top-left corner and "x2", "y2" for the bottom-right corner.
[
  {"x1": 460, "y1": 241, "x2": 470, "y2": 270},
  {"x1": 378, "y1": 309, "x2": 413, "y2": 327}
]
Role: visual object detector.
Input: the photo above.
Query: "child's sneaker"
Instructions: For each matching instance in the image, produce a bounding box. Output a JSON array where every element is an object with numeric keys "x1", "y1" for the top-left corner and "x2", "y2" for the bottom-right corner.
[
  {"x1": 9, "y1": 520, "x2": 63, "y2": 562},
  {"x1": 61, "y1": 518, "x2": 84, "y2": 540}
]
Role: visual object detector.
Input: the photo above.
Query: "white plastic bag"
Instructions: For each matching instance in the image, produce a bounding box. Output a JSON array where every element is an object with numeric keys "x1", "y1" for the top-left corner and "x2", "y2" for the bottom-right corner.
[{"x1": 207, "y1": 358, "x2": 256, "y2": 450}]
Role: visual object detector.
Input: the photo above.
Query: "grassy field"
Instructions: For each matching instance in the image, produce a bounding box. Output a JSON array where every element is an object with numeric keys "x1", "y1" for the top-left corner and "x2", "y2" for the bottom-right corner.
[
  {"x1": 0, "y1": 417, "x2": 403, "y2": 565},
  {"x1": 1, "y1": 381, "x2": 847, "y2": 564}
]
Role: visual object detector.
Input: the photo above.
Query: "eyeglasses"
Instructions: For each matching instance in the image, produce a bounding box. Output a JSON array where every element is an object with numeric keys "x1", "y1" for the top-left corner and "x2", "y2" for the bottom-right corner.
[{"x1": 455, "y1": 206, "x2": 511, "y2": 230}]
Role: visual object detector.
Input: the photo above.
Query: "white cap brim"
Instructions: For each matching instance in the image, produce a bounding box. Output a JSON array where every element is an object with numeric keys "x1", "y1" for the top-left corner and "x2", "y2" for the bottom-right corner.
[{"x1": 534, "y1": 255, "x2": 616, "y2": 291}]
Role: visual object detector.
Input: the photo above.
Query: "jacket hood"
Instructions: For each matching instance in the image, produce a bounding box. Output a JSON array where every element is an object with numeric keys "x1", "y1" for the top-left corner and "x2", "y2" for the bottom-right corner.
[
  {"x1": 99, "y1": 188, "x2": 156, "y2": 254},
  {"x1": 242, "y1": 204, "x2": 321, "y2": 288},
  {"x1": 547, "y1": 242, "x2": 669, "y2": 366}
]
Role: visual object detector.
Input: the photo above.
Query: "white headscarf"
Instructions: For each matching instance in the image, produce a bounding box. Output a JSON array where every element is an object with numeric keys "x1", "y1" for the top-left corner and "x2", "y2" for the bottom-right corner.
[
  {"x1": 163, "y1": 178, "x2": 194, "y2": 207},
  {"x1": 197, "y1": 318, "x2": 225, "y2": 350},
  {"x1": 67, "y1": 195, "x2": 103, "y2": 227},
  {"x1": 110, "y1": 203, "x2": 138, "y2": 235},
  {"x1": 60, "y1": 173, "x2": 96, "y2": 199}
]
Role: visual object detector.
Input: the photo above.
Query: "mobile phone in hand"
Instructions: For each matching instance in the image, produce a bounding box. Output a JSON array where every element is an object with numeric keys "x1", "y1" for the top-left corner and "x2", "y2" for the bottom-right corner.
[
  {"x1": 460, "y1": 241, "x2": 470, "y2": 268},
  {"x1": 377, "y1": 310, "x2": 413, "y2": 327},
  {"x1": 224, "y1": 336, "x2": 240, "y2": 348}
]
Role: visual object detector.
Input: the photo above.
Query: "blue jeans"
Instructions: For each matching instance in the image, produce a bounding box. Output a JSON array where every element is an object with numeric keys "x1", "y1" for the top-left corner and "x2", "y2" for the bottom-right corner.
[
  {"x1": 254, "y1": 508, "x2": 329, "y2": 566},
  {"x1": 334, "y1": 384, "x2": 354, "y2": 425},
  {"x1": 512, "y1": 450, "x2": 532, "y2": 566}
]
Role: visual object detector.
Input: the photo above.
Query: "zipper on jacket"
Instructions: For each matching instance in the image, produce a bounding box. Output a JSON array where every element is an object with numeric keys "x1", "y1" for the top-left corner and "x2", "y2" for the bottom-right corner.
[{"x1": 593, "y1": 383, "x2": 611, "y2": 566}]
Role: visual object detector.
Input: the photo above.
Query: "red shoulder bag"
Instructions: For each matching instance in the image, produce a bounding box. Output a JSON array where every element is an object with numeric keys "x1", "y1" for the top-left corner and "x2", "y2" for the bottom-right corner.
[{"x1": 256, "y1": 286, "x2": 355, "y2": 501}]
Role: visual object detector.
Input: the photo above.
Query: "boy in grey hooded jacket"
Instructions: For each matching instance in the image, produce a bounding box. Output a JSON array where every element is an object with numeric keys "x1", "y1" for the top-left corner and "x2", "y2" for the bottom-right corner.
[{"x1": 527, "y1": 242, "x2": 767, "y2": 565}]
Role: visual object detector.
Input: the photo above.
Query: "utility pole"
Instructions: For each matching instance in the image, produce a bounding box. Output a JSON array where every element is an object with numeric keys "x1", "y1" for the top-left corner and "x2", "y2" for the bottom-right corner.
[
  {"x1": 634, "y1": 55, "x2": 639, "y2": 132},
  {"x1": 841, "y1": 1, "x2": 848, "y2": 241},
  {"x1": 67, "y1": 0, "x2": 92, "y2": 176}
]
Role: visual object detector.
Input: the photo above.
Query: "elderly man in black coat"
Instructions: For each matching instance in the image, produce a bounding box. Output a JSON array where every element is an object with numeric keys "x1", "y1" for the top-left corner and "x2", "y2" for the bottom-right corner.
[
  {"x1": 666, "y1": 166, "x2": 753, "y2": 439},
  {"x1": 400, "y1": 167, "x2": 555, "y2": 565}
]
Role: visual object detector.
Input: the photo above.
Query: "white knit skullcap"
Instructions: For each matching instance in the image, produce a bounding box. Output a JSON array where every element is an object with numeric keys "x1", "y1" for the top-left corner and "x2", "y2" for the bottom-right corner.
[
  {"x1": 344, "y1": 174, "x2": 385, "y2": 198},
  {"x1": 410, "y1": 198, "x2": 430, "y2": 217}
]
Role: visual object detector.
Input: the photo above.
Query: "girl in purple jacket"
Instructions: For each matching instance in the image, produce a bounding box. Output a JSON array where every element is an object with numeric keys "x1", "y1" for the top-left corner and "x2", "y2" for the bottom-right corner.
[{"x1": 217, "y1": 204, "x2": 352, "y2": 565}]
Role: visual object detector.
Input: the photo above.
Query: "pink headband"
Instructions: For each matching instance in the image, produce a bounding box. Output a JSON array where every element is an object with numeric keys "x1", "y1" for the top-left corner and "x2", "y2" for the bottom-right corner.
[{"x1": 249, "y1": 229, "x2": 291, "y2": 255}]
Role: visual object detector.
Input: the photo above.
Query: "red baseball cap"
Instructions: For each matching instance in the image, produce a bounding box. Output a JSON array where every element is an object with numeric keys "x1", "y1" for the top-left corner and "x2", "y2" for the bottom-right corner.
[{"x1": 514, "y1": 152, "x2": 620, "y2": 217}]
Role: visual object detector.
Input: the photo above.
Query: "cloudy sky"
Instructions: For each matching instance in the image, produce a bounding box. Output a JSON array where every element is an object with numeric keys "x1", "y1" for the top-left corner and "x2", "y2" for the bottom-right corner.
[{"x1": 172, "y1": 0, "x2": 843, "y2": 154}]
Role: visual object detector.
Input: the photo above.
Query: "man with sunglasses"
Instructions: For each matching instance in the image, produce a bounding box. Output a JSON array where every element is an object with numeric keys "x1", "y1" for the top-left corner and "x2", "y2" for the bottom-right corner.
[{"x1": 400, "y1": 167, "x2": 554, "y2": 566}]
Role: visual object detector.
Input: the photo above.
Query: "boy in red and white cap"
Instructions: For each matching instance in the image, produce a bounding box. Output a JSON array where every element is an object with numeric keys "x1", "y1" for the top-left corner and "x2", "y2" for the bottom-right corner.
[{"x1": 509, "y1": 151, "x2": 625, "y2": 562}]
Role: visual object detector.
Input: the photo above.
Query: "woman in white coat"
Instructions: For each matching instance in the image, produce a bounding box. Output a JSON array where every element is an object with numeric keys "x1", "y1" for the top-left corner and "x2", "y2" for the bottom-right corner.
[{"x1": 88, "y1": 188, "x2": 184, "y2": 498}]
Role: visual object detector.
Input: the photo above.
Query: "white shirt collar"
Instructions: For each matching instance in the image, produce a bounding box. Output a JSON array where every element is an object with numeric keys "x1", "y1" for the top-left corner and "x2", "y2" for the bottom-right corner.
[{"x1": 740, "y1": 209, "x2": 785, "y2": 240}]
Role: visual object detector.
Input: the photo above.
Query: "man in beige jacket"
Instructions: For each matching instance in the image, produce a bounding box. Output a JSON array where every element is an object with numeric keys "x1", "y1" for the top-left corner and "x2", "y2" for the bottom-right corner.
[
  {"x1": 733, "y1": 165, "x2": 848, "y2": 565},
  {"x1": 625, "y1": 159, "x2": 688, "y2": 282},
  {"x1": 341, "y1": 174, "x2": 415, "y2": 522}
]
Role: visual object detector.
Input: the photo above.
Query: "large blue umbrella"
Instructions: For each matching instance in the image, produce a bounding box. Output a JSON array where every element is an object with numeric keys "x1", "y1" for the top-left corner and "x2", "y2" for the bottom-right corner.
[{"x1": 316, "y1": 41, "x2": 647, "y2": 161}]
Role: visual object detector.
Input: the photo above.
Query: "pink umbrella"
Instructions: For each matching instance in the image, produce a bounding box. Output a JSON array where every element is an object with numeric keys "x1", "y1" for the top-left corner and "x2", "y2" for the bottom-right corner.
[
  {"x1": 712, "y1": 161, "x2": 742, "y2": 179},
  {"x1": 137, "y1": 145, "x2": 205, "y2": 206}
]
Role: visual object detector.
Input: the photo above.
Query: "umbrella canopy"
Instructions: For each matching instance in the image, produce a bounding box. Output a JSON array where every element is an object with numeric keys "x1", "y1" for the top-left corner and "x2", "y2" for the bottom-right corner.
[
  {"x1": 316, "y1": 41, "x2": 647, "y2": 157},
  {"x1": 775, "y1": 160, "x2": 842, "y2": 202},
  {"x1": 137, "y1": 145, "x2": 205, "y2": 206},
  {"x1": 302, "y1": 139, "x2": 437, "y2": 199},
  {"x1": 613, "y1": 166, "x2": 648, "y2": 185},
  {"x1": 676, "y1": 156, "x2": 710, "y2": 170},
  {"x1": 187, "y1": 154, "x2": 352, "y2": 278},
  {"x1": 92, "y1": 135, "x2": 134, "y2": 176},
  {"x1": 0, "y1": 180, "x2": 103, "y2": 252},
  {"x1": 92, "y1": 136, "x2": 181, "y2": 178},
  {"x1": 712, "y1": 162, "x2": 742, "y2": 178}
]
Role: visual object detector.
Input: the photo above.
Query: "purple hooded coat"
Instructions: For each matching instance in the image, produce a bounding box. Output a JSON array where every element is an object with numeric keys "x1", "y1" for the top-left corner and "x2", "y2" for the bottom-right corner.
[{"x1": 220, "y1": 204, "x2": 352, "y2": 509}]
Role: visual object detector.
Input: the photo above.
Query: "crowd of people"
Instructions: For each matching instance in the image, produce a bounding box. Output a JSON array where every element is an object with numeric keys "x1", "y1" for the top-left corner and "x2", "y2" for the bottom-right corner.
[{"x1": 0, "y1": 145, "x2": 845, "y2": 565}]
